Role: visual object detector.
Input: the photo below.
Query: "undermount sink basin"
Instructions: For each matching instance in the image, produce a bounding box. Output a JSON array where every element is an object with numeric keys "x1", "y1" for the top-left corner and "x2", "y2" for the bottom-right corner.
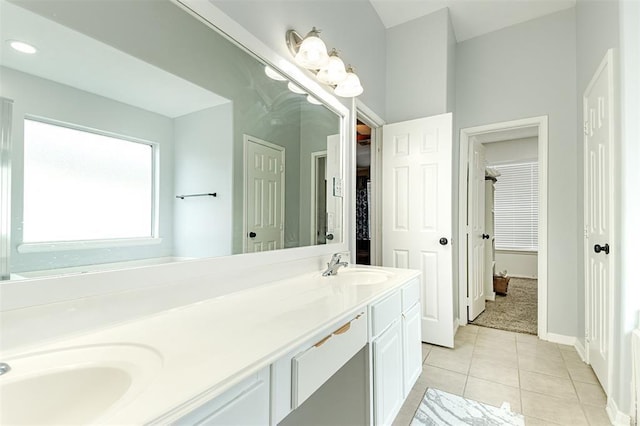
[
  {"x1": 0, "y1": 344, "x2": 162, "y2": 425},
  {"x1": 333, "y1": 268, "x2": 393, "y2": 285}
]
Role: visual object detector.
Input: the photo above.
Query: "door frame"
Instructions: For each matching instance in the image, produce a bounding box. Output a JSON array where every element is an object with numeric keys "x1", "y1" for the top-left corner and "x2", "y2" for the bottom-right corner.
[
  {"x1": 309, "y1": 150, "x2": 327, "y2": 245},
  {"x1": 356, "y1": 100, "x2": 385, "y2": 266},
  {"x1": 458, "y1": 116, "x2": 549, "y2": 338},
  {"x1": 242, "y1": 134, "x2": 285, "y2": 253}
]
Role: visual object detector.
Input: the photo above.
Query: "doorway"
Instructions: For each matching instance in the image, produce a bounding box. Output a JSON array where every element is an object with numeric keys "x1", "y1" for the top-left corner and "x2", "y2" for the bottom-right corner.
[
  {"x1": 355, "y1": 120, "x2": 372, "y2": 264},
  {"x1": 458, "y1": 116, "x2": 549, "y2": 338}
]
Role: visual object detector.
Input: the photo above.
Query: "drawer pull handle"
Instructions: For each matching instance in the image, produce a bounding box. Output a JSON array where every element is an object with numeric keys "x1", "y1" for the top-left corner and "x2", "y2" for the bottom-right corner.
[
  {"x1": 312, "y1": 313, "x2": 363, "y2": 347},
  {"x1": 314, "y1": 335, "x2": 332, "y2": 347},
  {"x1": 334, "y1": 323, "x2": 351, "y2": 335}
]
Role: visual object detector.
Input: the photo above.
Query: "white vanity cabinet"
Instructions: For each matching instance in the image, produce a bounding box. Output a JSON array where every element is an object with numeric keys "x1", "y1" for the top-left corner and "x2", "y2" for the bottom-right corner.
[
  {"x1": 371, "y1": 278, "x2": 422, "y2": 425},
  {"x1": 370, "y1": 289, "x2": 404, "y2": 425},
  {"x1": 401, "y1": 278, "x2": 422, "y2": 396},
  {"x1": 173, "y1": 368, "x2": 270, "y2": 426}
]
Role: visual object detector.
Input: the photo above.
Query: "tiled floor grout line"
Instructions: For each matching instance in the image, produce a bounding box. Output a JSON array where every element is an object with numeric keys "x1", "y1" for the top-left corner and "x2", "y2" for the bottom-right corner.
[{"x1": 399, "y1": 327, "x2": 608, "y2": 425}]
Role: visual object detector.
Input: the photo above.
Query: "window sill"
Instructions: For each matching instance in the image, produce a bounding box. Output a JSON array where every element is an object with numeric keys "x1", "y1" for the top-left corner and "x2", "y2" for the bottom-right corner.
[
  {"x1": 17, "y1": 237, "x2": 162, "y2": 253},
  {"x1": 495, "y1": 249, "x2": 538, "y2": 255}
]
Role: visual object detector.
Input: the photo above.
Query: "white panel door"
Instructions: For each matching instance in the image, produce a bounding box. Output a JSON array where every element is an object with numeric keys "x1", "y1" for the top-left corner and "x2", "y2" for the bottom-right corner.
[
  {"x1": 468, "y1": 141, "x2": 486, "y2": 320},
  {"x1": 373, "y1": 320, "x2": 403, "y2": 426},
  {"x1": 584, "y1": 50, "x2": 615, "y2": 393},
  {"x1": 382, "y1": 113, "x2": 454, "y2": 348},
  {"x1": 244, "y1": 136, "x2": 284, "y2": 253},
  {"x1": 326, "y1": 134, "x2": 342, "y2": 244}
]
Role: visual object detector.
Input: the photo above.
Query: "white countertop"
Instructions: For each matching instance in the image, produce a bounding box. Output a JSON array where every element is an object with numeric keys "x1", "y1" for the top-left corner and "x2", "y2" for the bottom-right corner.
[{"x1": 0, "y1": 265, "x2": 420, "y2": 424}]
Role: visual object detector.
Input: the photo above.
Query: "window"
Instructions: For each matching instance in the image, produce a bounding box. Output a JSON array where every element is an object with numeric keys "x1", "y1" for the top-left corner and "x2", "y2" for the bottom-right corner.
[
  {"x1": 492, "y1": 161, "x2": 538, "y2": 251},
  {"x1": 23, "y1": 118, "x2": 155, "y2": 244}
]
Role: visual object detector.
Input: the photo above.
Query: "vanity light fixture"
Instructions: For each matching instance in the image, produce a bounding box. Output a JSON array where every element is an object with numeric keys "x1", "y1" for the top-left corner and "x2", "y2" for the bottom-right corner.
[
  {"x1": 316, "y1": 49, "x2": 347, "y2": 86},
  {"x1": 286, "y1": 27, "x2": 329, "y2": 70},
  {"x1": 9, "y1": 40, "x2": 37, "y2": 54},
  {"x1": 334, "y1": 66, "x2": 363, "y2": 97},
  {"x1": 286, "y1": 27, "x2": 363, "y2": 98},
  {"x1": 264, "y1": 66, "x2": 287, "y2": 81}
]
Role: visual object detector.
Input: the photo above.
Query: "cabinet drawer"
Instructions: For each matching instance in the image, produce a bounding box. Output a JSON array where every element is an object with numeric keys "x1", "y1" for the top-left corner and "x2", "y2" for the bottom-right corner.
[
  {"x1": 292, "y1": 311, "x2": 367, "y2": 408},
  {"x1": 370, "y1": 291, "x2": 401, "y2": 337},
  {"x1": 401, "y1": 279, "x2": 420, "y2": 312}
]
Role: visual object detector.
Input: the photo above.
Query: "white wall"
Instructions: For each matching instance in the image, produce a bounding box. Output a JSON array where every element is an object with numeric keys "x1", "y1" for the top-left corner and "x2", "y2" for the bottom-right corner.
[
  {"x1": 485, "y1": 137, "x2": 538, "y2": 164},
  {"x1": 456, "y1": 9, "x2": 578, "y2": 337},
  {"x1": 385, "y1": 8, "x2": 455, "y2": 122},
  {"x1": 495, "y1": 251, "x2": 538, "y2": 279},
  {"x1": 0, "y1": 67, "x2": 175, "y2": 272},
  {"x1": 211, "y1": 0, "x2": 387, "y2": 120},
  {"x1": 173, "y1": 104, "x2": 233, "y2": 258}
]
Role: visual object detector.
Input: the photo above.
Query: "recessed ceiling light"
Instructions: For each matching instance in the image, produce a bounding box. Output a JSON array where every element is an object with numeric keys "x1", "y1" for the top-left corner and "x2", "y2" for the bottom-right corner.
[{"x1": 9, "y1": 40, "x2": 37, "y2": 54}]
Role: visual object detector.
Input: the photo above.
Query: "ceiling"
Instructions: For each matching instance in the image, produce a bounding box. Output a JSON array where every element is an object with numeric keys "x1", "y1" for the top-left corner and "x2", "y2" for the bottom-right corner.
[{"x1": 369, "y1": 0, "x2": 576, "y2": 41}]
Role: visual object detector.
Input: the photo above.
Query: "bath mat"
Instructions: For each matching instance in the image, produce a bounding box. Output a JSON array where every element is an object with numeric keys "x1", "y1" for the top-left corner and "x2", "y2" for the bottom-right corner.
[{"x1": 411, "y1": 388, "x2": 524, "y2": 426}]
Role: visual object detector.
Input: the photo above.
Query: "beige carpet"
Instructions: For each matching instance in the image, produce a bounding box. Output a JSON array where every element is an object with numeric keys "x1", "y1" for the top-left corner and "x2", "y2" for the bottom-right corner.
[{"x1": 470, "y1": 278, "x2": 538, "y2": 335}]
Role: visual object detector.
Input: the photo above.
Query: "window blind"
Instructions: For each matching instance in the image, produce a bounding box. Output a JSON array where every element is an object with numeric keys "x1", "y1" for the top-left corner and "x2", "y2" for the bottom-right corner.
[{"x1": 492, "y1": 162, "x2": 538, "y2": 251}]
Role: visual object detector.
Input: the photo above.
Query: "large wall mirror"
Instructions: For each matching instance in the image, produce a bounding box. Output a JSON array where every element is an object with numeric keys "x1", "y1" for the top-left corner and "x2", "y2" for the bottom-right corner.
[{"x1": 0, "y1": 0, "x2": 346, "y2": 281}]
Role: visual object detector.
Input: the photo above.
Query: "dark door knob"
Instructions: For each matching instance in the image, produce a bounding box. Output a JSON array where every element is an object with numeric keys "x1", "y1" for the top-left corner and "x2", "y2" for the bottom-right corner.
[
  {"x1": 482, "y1": 233, "x2": 490, "y2": 239},
  {"x1": 249, "y1": 231, "x2": 257, "y2": 238},
  {"x1": 439, "y1": 237, "x2": 448, "y2": 246},
  {"x1": 326, "y1": 233, "x2": 334, "y2": 240},
  {"x1": 594, "y1": 243, "x2": 610, "y2": 254}
]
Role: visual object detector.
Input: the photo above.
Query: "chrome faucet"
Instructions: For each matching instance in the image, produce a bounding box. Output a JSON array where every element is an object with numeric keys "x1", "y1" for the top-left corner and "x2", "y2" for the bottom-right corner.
[{"x1": 322, "y1": 253, "x2": 349, "y2": 276}]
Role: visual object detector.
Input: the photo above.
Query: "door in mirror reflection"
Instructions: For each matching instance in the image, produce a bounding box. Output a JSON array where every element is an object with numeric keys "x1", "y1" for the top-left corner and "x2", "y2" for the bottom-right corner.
[{"x1": 244, "y1": 135, "x2": 285, "y2": 253}]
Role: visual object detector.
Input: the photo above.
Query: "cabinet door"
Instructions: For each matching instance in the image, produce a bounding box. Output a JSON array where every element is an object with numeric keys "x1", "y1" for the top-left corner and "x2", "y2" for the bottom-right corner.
[
  {"x1": 176, "y1": 368, "x2": 269, "y2": 426},
  {"x1": 402, "y1": 302, "x2": 422, "y2": 396},
  {"x1": 373, "y1": 320, "x2": 403, "y2": 426}
]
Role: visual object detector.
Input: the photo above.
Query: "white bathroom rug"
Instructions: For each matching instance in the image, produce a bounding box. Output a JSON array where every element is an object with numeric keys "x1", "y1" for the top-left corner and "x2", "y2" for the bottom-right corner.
[{"x1": 411, "y1": 388, "x2": 524, "y2": 426}]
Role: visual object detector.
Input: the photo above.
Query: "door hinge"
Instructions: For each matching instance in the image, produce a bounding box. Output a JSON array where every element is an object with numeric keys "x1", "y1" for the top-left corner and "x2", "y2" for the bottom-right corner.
[
  {"x1": 583, "y1": 121, "x2": 590, "y2": 136},
  {"x1": 584, "y1": 227, "x2": 589, "y2": 239},
  {"x1": 466, "y1": 297, "x2": 470, "y2": 306}
]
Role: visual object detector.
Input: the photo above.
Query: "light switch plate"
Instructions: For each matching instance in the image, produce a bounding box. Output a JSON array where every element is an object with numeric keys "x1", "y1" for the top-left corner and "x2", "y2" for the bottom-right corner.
[{"x1": 332, "y1": 177, "x2": 343, "y2": 197}]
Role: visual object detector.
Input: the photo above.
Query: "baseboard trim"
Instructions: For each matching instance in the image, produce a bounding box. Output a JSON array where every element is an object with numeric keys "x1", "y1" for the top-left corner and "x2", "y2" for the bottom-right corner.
[
  {"x1": 574, "y1": 339, "x2": 587, "y2": 362},
  {"x1": 485, "y1": 293, "x2": 496, "y2": 302},
  {"x1": 607, "y1": 397, "x2": 631, "y2": 426},
  {"x1": 544, "y1": 333, "x2": 577, "y2": 346}
]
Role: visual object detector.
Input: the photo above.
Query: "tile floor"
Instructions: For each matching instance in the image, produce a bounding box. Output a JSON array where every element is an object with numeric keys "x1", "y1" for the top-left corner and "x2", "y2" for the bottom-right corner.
[{"x1": 392, "y1": 325, "x2": 611, "y2": 426}]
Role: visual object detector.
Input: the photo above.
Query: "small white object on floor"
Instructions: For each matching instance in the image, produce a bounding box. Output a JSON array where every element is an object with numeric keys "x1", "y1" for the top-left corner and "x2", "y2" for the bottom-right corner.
[{"x1": 411, "y1": 388, "x2": 524, "y2": 426}]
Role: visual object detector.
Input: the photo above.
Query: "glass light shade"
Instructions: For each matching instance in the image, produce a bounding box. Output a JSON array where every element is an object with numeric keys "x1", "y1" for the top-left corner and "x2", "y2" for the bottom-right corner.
[
  {"x1": 287, "y1": 82, "x2": 306, "y2": 94},
  {"x1": 294, "y1": 29, "x2": 329, "y2": 69},
  {"x1": 264, "y1": 66, "x2": 287, "y2": 81},
  {"x1": 306, "y1": 95, "x2": 322, "y2": 105},
  {"x1": 334, "y1": 68, "x2": 363, "y2": 97},
  {"x1": 316, "y1": 51, "x2": 347, "y2": 85}
]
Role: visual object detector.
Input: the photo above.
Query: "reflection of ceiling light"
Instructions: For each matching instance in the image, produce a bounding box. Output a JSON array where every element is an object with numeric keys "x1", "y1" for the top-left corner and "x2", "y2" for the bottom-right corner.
[
  {"x1": 264, "y1": 66, "x2": 287, "y2": 81},
  {"x1": 9, "y1": 40, "x2": 37, "y2": 54},
  {"x1": 287, "y1": 82, "x2": 306, "y2": 95},
  {"x1": 307, "y1": 95, "x2": 322, "y2": 105}
]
